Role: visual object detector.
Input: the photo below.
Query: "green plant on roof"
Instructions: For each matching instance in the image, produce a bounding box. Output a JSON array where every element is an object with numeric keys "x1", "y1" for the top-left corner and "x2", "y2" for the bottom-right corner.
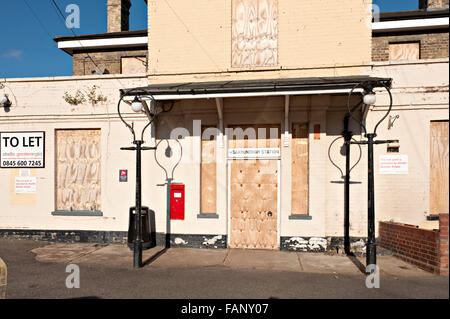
[
  {"x1": 63, "y1": 89, "x2": 86, "y2": 106},
  {"x1": 87, "y1": 85, "x2": 107, "y2": 105},
  {"x1": 63, "y1": 85, "x2": 107, "y2": 106}
]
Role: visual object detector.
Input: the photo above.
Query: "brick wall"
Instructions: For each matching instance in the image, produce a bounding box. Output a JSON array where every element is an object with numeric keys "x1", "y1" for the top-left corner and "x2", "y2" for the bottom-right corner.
[
  {"x1": 372, "y1": 31, "x2": 449, "y2": 62},
  {"x1": 420, "y1": 0, "x2": 450, "y2": 9},
  {"x1": 379, "y1": 214, "x2": 449, "y2": 275},
  {"x1": 439, "y1": 214, "x2": 449, "y2": 274},
  {"x1": 73, "y1": 49, "x2": 148, "y2": 75}
]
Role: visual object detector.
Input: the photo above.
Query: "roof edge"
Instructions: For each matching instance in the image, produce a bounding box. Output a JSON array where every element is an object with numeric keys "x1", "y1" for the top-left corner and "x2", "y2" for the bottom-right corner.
[
  {"x1": 54, "y1": 29, "x2": 148, "y2": 42},
  {"x1": 120, "y1": 76, "x2": 393, "y2": 97}
]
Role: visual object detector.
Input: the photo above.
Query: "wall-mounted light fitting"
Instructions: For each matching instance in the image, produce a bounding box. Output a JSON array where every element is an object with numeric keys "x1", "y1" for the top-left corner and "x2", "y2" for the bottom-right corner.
[{"x1": 0, "y1": 94, "x2": 11, "y2": 108}]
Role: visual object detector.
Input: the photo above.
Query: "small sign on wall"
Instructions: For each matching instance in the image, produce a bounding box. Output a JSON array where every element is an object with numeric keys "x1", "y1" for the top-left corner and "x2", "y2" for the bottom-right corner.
[
  {"x1": 15, "y1": 176, "x2": 37, "y2": 194},
  {"x1": 119, "y1": 169, "x2": 128, "y2": 182},
  {"x1": 379, "y1": 155, "x2": 408, "y2": 175}
]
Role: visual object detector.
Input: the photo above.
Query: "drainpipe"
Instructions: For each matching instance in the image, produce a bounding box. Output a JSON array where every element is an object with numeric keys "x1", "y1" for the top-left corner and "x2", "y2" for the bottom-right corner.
[
  {"x1": 284, "y1": 95, "x2": 290, "y2": 147},
  {"x1": 215, "y1": 98, "x2": 224, "y2": 148},
  {"x1": 343, "y1": 115, "x2": 353, "y2": 255}
]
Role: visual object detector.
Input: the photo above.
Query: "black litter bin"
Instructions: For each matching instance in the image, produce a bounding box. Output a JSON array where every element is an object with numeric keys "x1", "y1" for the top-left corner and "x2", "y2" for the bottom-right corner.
[{"x1": 128, "y1": 206, "x2": 153, "y2": 250}]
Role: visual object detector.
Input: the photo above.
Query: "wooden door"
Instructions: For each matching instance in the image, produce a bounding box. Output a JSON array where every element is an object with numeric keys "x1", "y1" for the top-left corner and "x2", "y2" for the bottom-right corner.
[
  {"x1": 229, "y1": 159, "x2": 278, "y2": 249},
  {"x1": 430, "y1": 121, "x2": 449, "y2": 214}
]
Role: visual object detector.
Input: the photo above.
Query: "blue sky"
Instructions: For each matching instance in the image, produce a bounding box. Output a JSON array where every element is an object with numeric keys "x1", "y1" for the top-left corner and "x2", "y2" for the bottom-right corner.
[{"x1": 0, "y1": 0, "x2": 419, "y2": 78}]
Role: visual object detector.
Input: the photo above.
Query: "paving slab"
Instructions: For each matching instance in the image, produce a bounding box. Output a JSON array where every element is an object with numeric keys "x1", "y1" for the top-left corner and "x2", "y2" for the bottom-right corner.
[
  {"x1": 298, "y1": 253, "x2": 363, "y2": 275},
  {"x1": 223, "y1": 249, "x2": 301, "y2": 272},
  {"x1": 75, "y1": 244, "x2": 164, "y2": 266},
  {"x1": 357, "y1": 255, "x2": 435, "y2": 278},
  {"x1": 30, "y1": 243, "x2": 107, "y2": 263},
  {"x1": 146, "y1": 247, "x2": 228, "y2": 269}
]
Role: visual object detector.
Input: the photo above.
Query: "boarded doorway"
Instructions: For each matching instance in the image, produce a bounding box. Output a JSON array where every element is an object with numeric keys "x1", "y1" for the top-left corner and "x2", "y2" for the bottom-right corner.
[
  {"x1": 430, "y1": 121, "x2": 449, "y2": 215},
  {"x1": 227, "y1": 124, "x2": 281, "y2": 249},
  {"x1": 229, "y1": 159, "x2": 279, "y2": 249}
]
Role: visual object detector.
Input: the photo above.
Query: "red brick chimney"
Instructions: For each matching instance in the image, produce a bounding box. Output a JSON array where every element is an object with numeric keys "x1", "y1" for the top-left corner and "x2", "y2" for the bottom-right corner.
[{"x1": 107, "y1": 0, "x2": 132, "y2": 32}]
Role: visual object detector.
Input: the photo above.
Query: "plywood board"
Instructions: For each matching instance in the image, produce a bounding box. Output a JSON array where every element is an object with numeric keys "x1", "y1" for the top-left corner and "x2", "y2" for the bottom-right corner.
[
  {"x1": 229, "y1": 159, "x2": 278, "y2": 249},
  {"x1": 291, "y1": 123, "x2": 309, "y2": 215},
  {"x1": 227, "y1": 125, "x2": 280, "y2": 149},
  {"x1": 121, "y1": 57, "x2": 147, "y2": 74},
  {"x1": 430, "y1": 121, "x2": 449, "y2": 214},
  {"x1": 389, "y1": 42, "x2": 420, "y2": 61},
  {"x1": 55, "y1": 129, "x2": 101, "y2": 211},
  {"x1": 231, "y1": 0, "x2": 278, "y2": 68},
  {"x1": 201, "y1": 132, "x2": 217, "y2": 213}
]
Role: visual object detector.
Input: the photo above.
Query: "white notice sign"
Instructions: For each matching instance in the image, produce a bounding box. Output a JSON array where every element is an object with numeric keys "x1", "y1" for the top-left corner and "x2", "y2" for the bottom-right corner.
[
  {"x1": 379, "y1": 155, "x2": 408, "y2": 175},
  {"x1": 15, "y1": 177, "x2": 37, "y2": 194}
]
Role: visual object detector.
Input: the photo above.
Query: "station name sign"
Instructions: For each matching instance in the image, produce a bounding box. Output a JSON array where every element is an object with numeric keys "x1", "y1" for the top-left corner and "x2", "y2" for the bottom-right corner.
[
  {"x1": 1, "y1": 131, "x2": 45, "y2": 168},
  {"x1": 228, "y1": 148, "x2": 281, "y2": 159}
]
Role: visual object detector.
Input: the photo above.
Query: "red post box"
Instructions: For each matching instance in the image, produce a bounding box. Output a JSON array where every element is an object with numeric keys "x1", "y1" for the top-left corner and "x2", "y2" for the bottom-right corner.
[{"x1": 170, "y1": 184, "x2": 185, "y2": 220}]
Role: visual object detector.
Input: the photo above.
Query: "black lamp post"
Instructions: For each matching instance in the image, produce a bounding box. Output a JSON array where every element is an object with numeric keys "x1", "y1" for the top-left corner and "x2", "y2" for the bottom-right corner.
[
  {"x1": 346, "y1": 80, "x2": 394, "y2": 272},
  {"x1": 117, "y1": 90, "x2": 173, "y2": 268}
]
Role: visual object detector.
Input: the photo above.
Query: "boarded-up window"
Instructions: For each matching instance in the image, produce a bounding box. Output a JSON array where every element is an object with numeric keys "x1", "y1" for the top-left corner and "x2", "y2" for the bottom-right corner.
[
  {"x1": 389, "y1": 42, "x2": 420, "y2": 61},
  {"x1": 201, "y1": 126, "x2": 217, "y2": 213},
  {"x1": 121, "y1": 56, "x2": 147, "y2": 74},
  {"x1": 55, "y1": 129, "x2": 101, "y2": 212},
  {"x1": 232, "y1": 0, "x2": 278, "y2": 68},
  {"x1": 291, "y1": 123, "x2": 308, "y2": 215},
  {"x1": 430, "y1": 121, "x2": 449, "y2": 215}
]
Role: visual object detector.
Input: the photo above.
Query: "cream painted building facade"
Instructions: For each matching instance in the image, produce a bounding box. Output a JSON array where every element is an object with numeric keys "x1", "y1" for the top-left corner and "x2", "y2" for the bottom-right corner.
[{"x1": 0, "y1": 0, "x2": 448, "y2": 251}]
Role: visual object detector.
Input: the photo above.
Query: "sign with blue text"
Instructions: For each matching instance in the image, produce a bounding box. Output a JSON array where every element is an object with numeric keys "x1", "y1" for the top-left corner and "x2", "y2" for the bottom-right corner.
[{"x1": 0, "y1": 131, "x2": 45, "y2": 168}]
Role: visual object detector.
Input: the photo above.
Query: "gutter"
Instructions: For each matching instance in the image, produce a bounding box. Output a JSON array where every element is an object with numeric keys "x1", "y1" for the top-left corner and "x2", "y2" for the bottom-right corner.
[{"x1": 372, "y1": 17, "x2": 449, "y2": 33}]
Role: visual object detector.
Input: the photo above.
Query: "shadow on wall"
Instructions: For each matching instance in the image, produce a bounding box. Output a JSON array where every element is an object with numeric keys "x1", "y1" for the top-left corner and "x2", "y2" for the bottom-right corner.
[{"x1": 154, "y1": 138, "x2": 183, "y2": 252}]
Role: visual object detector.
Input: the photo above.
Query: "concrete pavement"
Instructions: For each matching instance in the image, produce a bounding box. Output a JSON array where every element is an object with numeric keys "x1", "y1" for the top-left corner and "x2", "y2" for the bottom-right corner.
[
  {"x1": 28, "y1": 241, "x2": 433, "y2": 277},
  {"x1": 0, "y1": 239, "x2": 448, "y2": 299}
]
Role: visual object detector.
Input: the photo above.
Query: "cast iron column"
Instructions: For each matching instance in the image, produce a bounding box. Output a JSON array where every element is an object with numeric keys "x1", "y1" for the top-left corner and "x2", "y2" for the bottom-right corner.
[
  {"x1": 366, "y1": 133, "x2": 377, "y2": 268},
  {"x1": 346, "y1": 79, "x2": 394, "y2": 273},
  {"x1": 134, "y1": 140, "x2": 143, "y2": 268}
]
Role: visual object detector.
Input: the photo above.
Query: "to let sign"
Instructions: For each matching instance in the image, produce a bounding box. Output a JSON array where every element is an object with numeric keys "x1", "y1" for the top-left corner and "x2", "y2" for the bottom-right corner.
[
  {"x1": 379, "y1": 155, "x2": 408, "y2": 175},
  {"x1": 0, "y1": 131, "x2": 45, "y2": 168}
]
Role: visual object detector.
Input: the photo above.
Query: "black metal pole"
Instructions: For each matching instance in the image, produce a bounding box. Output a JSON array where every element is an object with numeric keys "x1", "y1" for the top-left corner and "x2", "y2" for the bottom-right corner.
[
  {"x1": 366, "y1": 133, "x2": 377, "y2": 270},
  {"x1": 343, "y1": 116, "x2": 352, "y2": 255},
  {"x1": 134, "y1": 140, "x2": 143, "y2": 268}
]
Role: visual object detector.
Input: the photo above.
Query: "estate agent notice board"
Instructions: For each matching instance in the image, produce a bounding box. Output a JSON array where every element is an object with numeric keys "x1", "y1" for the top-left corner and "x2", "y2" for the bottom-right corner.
[{"x1": 0, "y1": 131, "x2": 45, "y2": 168}]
